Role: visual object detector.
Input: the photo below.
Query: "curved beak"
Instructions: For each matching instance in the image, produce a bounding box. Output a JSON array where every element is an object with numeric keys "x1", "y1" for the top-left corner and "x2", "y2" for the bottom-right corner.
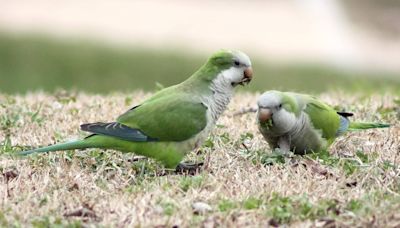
[
  {"x1": 239, "y1": 67, "x2": 253, "y2": 85},
  {"x1": 244, "y1": 67, "x2": 253, "y2": 80},
  {"x1": 258, "y1": 108, "x2": 272, "y2": 122}
]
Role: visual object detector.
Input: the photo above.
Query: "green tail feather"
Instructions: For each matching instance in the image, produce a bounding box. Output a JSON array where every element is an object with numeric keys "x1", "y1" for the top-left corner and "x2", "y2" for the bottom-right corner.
[
  {"x1": 348, "y1": 122, "x2": 390, "y2": 131},
  {"x1": 17, "y1": 139, "x2": 94, "y2": 156}
]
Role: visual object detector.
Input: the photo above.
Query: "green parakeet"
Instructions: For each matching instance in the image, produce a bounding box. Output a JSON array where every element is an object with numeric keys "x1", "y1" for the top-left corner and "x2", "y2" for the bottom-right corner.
[
  {"x1": 257, "y1": 91, "x2": 390, "y2": 154},
  {"x1": 18, "y1": 50, "x2": 253, "y2": 170}
]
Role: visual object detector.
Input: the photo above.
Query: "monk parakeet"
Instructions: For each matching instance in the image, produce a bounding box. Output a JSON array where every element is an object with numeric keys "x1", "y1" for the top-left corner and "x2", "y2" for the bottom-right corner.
[
  {"x1": 18, "y1": 50, "x2": 253, "y2": 170},
  {"x1": 257, "y1": 91, "x2": 389, "y2": 154}
]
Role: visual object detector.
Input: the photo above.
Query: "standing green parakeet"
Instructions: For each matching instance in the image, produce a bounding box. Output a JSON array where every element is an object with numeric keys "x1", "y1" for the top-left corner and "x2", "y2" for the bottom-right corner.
[
  {"x1": 18, "y1": 50, "x2": 253, "y2": 170},
  {"x1": 257, "y1": 90, "x2": 389, "y2": 154}
]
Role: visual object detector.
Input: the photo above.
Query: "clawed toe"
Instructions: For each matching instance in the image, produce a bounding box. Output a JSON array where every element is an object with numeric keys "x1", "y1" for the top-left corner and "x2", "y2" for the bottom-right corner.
[{"x1": 175, "y1": 162, "x2": 204, "y2": 175}]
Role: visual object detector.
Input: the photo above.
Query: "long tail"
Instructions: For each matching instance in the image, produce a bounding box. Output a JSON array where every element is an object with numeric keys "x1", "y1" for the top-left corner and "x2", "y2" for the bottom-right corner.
[
  {"x1": 348, "y1": 122, "x2": 390, "y2": 131},
  {"x1": 17, "y1": 139, "x2": 94, "y2": 156}
]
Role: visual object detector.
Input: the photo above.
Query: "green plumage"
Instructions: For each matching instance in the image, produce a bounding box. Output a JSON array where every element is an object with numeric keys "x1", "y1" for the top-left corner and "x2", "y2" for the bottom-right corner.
[
  {"x1": 348, "y1": 122, "x2": 391, "y2": 131},
  {"x1": 18, "y1": 50, "x2": 253, "y2": 168},
  {"x1": 19, "y1": 135, "x2": 185, "y2": 168},
  {"x1": 302, "y1": 95, "x2": 340, "y2": 142},
  {"x1": 118, "y1": 94, "x2": 208, "y2": 141},
  {"x1": 18, "y1": 140, "x2": 94, "y2": 156},
  {"x1": 257, "y1": 91, "x2": 390, "y2": 153}
]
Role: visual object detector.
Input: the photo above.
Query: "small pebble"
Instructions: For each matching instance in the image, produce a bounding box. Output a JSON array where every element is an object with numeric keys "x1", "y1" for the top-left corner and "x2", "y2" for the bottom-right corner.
[{"x1": 192, "y1": 202, "x2": 212, "y2": 214}]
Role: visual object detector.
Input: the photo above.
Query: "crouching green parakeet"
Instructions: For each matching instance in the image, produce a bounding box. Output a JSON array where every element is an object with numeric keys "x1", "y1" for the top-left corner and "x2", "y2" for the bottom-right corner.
[
  {"x1": 257, "y1": 90, "x2": 390, "y2": 154},
  {"x1": 18, "y1": 50, "x2": 253, "y2": 170}
]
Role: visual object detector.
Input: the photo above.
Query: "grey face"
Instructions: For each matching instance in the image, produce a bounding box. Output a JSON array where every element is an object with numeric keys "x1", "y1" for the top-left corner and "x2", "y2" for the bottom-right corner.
[
  {"x1": 257, "y1": 91, "x2": 297, "y2": 134},
  {"x1": 228, "y1": 51, "x2": 253, "y2": 86},
  {"x1": 257, "y1": 91, "x2": 283, "y2": 123}
]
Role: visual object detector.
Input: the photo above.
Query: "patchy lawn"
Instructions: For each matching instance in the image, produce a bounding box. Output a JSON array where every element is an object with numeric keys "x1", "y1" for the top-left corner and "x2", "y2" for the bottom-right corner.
[{"x1": 0, "y1": 91, "x2": 399, "y2": 227}]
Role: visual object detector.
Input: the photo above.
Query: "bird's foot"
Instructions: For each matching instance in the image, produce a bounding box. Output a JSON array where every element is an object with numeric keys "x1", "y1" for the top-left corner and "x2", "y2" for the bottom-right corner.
[{"x1": 175, "y1": 162, "x2": 204, "y2": 175}]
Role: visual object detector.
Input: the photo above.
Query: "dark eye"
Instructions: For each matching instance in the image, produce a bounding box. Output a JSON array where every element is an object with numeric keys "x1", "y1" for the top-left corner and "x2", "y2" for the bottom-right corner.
[
  {"x1": 278, "y1": 104, "x2": 282, "y2": 109},
  {"x1": 234, "y1": 60, "x2": 240, "y2": 66}
]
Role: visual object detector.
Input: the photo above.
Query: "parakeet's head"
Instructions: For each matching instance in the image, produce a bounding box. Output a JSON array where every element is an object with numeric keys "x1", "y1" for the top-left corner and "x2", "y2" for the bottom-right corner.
[
  {"x1": 199, "y1": 50, "x2": 253, "y2": 87},
  {"x1": 257, "y1": 91, "x2": 298, "y2": 134}
]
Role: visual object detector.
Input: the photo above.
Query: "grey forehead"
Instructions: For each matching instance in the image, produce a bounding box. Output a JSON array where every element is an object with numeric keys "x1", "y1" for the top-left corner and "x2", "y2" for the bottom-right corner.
[
  {"x1": 232, "y1": 50, "x2": 251, "y2": 67},
  {"x1": 257, "y1": 91, "x2": 282, "y2": 107}
]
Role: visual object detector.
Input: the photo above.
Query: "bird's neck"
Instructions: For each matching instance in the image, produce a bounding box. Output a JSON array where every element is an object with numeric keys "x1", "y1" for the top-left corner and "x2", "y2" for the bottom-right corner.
[
  {"x1": 182, "y1": 66, "x2": 235, "y2": 122},
  {"x1": 205, "y1": 73, "x2": 235, "y2": 122}
]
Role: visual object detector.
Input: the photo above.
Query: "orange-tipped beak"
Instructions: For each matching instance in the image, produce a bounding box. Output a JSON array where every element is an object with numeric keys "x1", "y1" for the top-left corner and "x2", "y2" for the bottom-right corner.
[
  {"x1": 244, "y1": 67, "x2": 253, "y2": 81},
  {"x1": 258, "y1": 108, "x2": 272, "y2": 122}
]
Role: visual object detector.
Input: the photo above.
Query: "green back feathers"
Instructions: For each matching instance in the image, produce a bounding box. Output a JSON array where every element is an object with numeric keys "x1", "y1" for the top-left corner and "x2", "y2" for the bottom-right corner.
[
  {"x1": 117, "y1": 94, "x2": 207, "y2": 141},
  {"x1": 302, "y1": 95, "x2": 341, "y2": 141},
  {"x1": 301, "y1": 95, "x2": 389, "y2": 138},
  {"x1": 281, "y1": 93, "x2": 301, "y2": 116}
]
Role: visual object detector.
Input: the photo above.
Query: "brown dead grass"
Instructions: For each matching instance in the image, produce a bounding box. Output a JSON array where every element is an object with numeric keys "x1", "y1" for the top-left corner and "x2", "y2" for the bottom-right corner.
[{"x1": 0, "y1": 91, "x2": 399, "y2": 227}]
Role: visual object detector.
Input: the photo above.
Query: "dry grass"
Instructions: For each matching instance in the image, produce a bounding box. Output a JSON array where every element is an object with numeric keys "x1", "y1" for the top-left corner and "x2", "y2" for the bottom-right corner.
[{"x1": 0, "y1": 91, "x2": 399, "y2": 227}]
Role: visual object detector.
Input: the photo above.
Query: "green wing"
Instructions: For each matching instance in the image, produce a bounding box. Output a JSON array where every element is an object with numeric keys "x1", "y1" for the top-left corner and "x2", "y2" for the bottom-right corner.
[
  {"x1": 117, "y1": 93, "x2": 207, "y2": 142},
  {"x1": 303, "y1": 96, "x2": 340, "y2": 141}
]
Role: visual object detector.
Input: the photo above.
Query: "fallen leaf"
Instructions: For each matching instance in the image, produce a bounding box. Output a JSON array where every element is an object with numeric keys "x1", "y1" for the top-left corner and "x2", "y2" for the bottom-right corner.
[
  {"x1": 268, "y1": 218, "x2": 280, "y2": 227},
  {"x1": 3, "y1": 170, "x2": 18, "y2": 182},
  {"x1": 302, "y1": 159, "x2": 334, "y2": 178},
  {"x1": 64, "y1": 205, "x2": 98, "y2": 220}
]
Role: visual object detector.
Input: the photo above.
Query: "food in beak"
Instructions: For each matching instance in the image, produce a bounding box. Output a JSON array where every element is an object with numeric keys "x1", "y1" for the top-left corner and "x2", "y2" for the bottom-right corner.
[{"x1": 239, "y1": 67, "x2": 253, "y2": 85}]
